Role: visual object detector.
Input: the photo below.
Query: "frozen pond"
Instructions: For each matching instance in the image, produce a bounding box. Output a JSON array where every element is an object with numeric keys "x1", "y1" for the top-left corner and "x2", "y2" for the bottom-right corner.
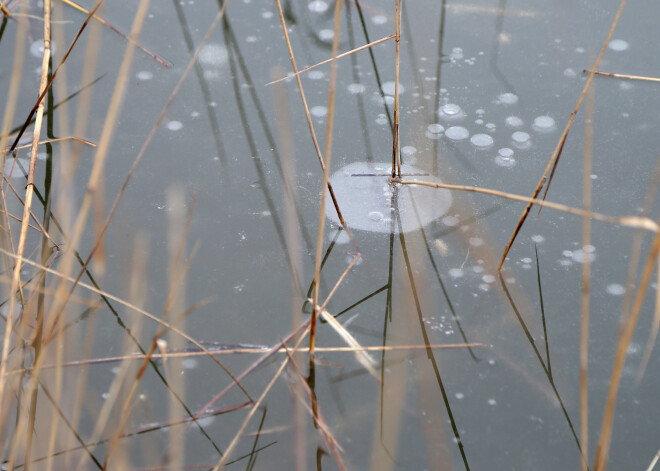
[{"x1": 2, "y1": 1, "x2": 660, "y2": 470}]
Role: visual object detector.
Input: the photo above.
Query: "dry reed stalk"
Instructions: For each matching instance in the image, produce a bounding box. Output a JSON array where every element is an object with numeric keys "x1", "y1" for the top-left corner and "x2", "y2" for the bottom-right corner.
[
  {"x1": 0, "y1": 1, "x2": 10, "y2": 16},
  {"x1": 579, "y1": 81, "x2": 595, "y2": 471},
  {"x1": 497, "y1": 0, "x2": 628, "y2": 272},
  {"x1": 6, "y1": 1, "x2": 52, "y2": 467},
  {"x1": 58, "y1": 0, "x2": 169, "y2": 67},
  {"x1": 583, "y1": 69, "x2": 660, "y2": 82},
  {"x1": 391, "y1": 178, "x2": 658, "y2": 232},
  {"x1": 213, "y1": 344, "x2": 295, "y2": 471},
  {"x1": 282, "y1": 346, "x2": 348, "y2": 471},
  {"x1": 57, "y1": 0, "x2": 232, "y2": 321},
  {"x1": 8, "y1": 342, "x2": 484, "y2": 374},
  {"x1": 647, "y1": 450, "x2": 660, "y2": 471},
  {"x1": 310, "y1": 0, "x2": 343, "y2": 352},
  {"x1": 266, "y1": 34, "x2": 395, "y2": 86},
  {"x1": 8, "y1": 0, "x2": 106, "y2": 152},
  {"x1": 0, "y1": 246, "x2": 229, "y2": 360},
  {"x1": 368, "y1": 258, "x2": 409, "y2": 471},
  {"x1": 391, "y1": 0, "x2": 401, "y2": 177},
  {"x1": 317, "y1": 304, "x2": 377, "y2": 377},
  {"x1": 42, "y1": 0, "x2": 137, "y2": 344},
  {"x1": 271, "y1": 65, "x2": 307, "y2": 471},
  {"x1": 102, "y1": 295, "x2": 212, "y2": 469},
  {"x1": 166, "y1": 187, "x2": 187, "y2": 470},
  {"x1": 273, "y1": 0, "x2": 349, "y2": 230},
  {"x1": 0, "y1": 5, "x2": 29, "y2": 440},
  {"x1": 10, "y1": 136, "x2": 96, "y2": 151},
  {"x1": 593, "y1": 231, "x2": 660, "y2": 471}
]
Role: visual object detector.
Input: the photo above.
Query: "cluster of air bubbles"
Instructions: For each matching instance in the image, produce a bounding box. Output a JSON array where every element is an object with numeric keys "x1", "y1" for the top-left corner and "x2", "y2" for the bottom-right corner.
[
  {"x1": 30, "y1": 40, "x2": 55, "y2": 58},
  {"x1": 470, "y1": 133, "x2": 494, "y2": 148},
  {"x1": 199, "y1": 44, "x2": 228, "y2": 67},
  {"x1": 438, "y1": 103, "x2": 465, "y2": 121},
  {"x1": 136, "y1": 70, "x2": 153, "y2": 81},
  {"x1": 531, "y1": 234, "x2": 545, "y2": 243},
  {"x1": 261, "y1": 10, "x2": 274, "y2": 19},
  {"x1": 372, "y1": 14, "x2": 387, "y2": 25},
  {"x1": 166, "y1": 121, "x2": 183, "y2": 131},
  {"x1": 347, "y1": 83, "x2": 365, "y2": 94},
  {"x1": 497, "y1": 92, "x2": 519, "y2": 105},
  {"x1": 448, "y1": 268, "x2": 464, "y2": 279},
  {"x1": 310, "y1": 105, "x2": 328, "y2": 118},
  {"x1": 560, "y1": 245, "x2": 596, "y2": 266},
  {"x1": 426, "y1": 123, "x2": 445, "y2": 139},
  {"x1": 511, "y1": 131, "x2": 531, "y2": 149},
  {"x1": 4, "y1": 158, "x2": 28, "y2": 179},
  {"x1": 571, "y1": 245, "x2": 596, "y2": 263},
  {"x1": 401, "y1": 146, "x2": 417, "y2": 157},
  {"x1": 564, "y1": 68, "x2": 577, "y2": 78},
  {"x1": 308, "y1": 0, "x2": 328, "y2": 12},
  {"x1": 318, "y1": 29, "x2": 334, "y2": 42},
  {"x1": 308, "y1": 70, "x2": 324, "y2": 80},
  {"x1": 533, "y1": 115, "x2": 556, "y2": 132},
  {"x1": 442, "y1": 215, "x2": 459, "y2": 226},
  {"x1": 450, "y1": 47, "x2": 464, "y2": 61},
  {"x1": 445, "y1": 126, "x2": 469, "y2": 141},
  {"x1": 606, "y1": 283, "x2": 625, "y2": 296},
  {"x1": 495, "y1": 148, "x2": 515, "y2": 167},
  {"x1": 381, "y1": 81, "x2": 405, "y2": 96},
  {"x1": 181, "y1": 358, "x2": 198, "y2": 370},
  {"x1": 375, "y1": 113, "x2": 388, "y2": 125},
  {"x1": 608, "y1": 39, "x2": 629, "y2": 52},
  {"x1": 424, "y1": 315, "x2": 455, "y2": 335},
  {"x1": 505, "y1": 116, "x2": 524, "y2": 128}
]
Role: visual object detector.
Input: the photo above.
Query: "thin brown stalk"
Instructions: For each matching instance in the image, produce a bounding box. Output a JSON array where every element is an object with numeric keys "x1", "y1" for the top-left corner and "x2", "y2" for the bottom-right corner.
[
  {"x1": 166, "y1": 188, "x2": 187, "y2": 470},
  {"x1": 271, "y1": 65, "x2": 306, "y2": 471},
  {"x1": 283, "y1": 346, "x2": 348, "y2": 471},
  {"x1": 8, "y1": 0, "x2": 107, "y2": 152},
  {"x1": 310, "y1": 0, "x2": 343, "y2": 352},
  {"x1": 5, "y1": 1, "x2": 52, "y2": 465},
  {"x1": 497, "y1": 0, "x2": 627, "y2": 272},
  {"x1": 0, "y1": 0, "x2": 11, "y2": 16},
  {"x1": 583, "y1": 69, "x2": 660, "y2": 82},
  {"x1": 0, "y1": 5, "x2": 28, "y2": 439},
  {"x1": 319, "y1": 254, "x2": 360, "y2": 311},
  {"x1": 212, "y1": 347, "x2": 292, "y2": 471},
  {"x1": 266, "y1": 34, "x2": 395, "y2": 86},
  {"x1": 391, "y1": 0, "x2": 401, "y2": 177},
  {"x1": 273, "y1": 0, "x2": 349, "y2": 230},
  {"x1": 647, "y1": 450, "x2": 660, "y2": 471},
  {"x1": 391, "y1": 178, "x2": 658, "y2": 232},
  {"x1": 42, "y1": 0, "x2": 143, "y2": 344},
  {"x1": 593, "y1": 231, "x2": 660, "y2": 471},
  {"x1": 103, "y1": 297, "x2": 211, "y2": 469},
  {"x1": 579, "y1": 81, "x2": 595, "y2": 471},
  {"x1": 58, "y1": 0, "x2": 170, "y2": 67},
  {"x1": 9, "y1": 342, "x2": 484, "y2": 374},
  {"x1": 187, "y1": 319, "x2": 312, "y2": 430},
  {"x1": 0, "y1": 245, "x2": 245, "y2": 399},
  {"x1": 9, "y1": 135, "x2": 96, "y2": 151},
  {"x1": 47, "y1": 0, "x2": 232, "y2": 341},
  {"x1": 317, "y1": 304, "x2": 378, "y2": 378},
  {"x1": 2, "y1": 174, "x2": 62, "y2": 248}
]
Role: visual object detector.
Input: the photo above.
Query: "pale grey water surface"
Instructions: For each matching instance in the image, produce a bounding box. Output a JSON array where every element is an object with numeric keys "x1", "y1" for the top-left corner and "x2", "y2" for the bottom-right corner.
[{"x1": 3, "y1": 0, "x2": 660, "y2": 469}]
